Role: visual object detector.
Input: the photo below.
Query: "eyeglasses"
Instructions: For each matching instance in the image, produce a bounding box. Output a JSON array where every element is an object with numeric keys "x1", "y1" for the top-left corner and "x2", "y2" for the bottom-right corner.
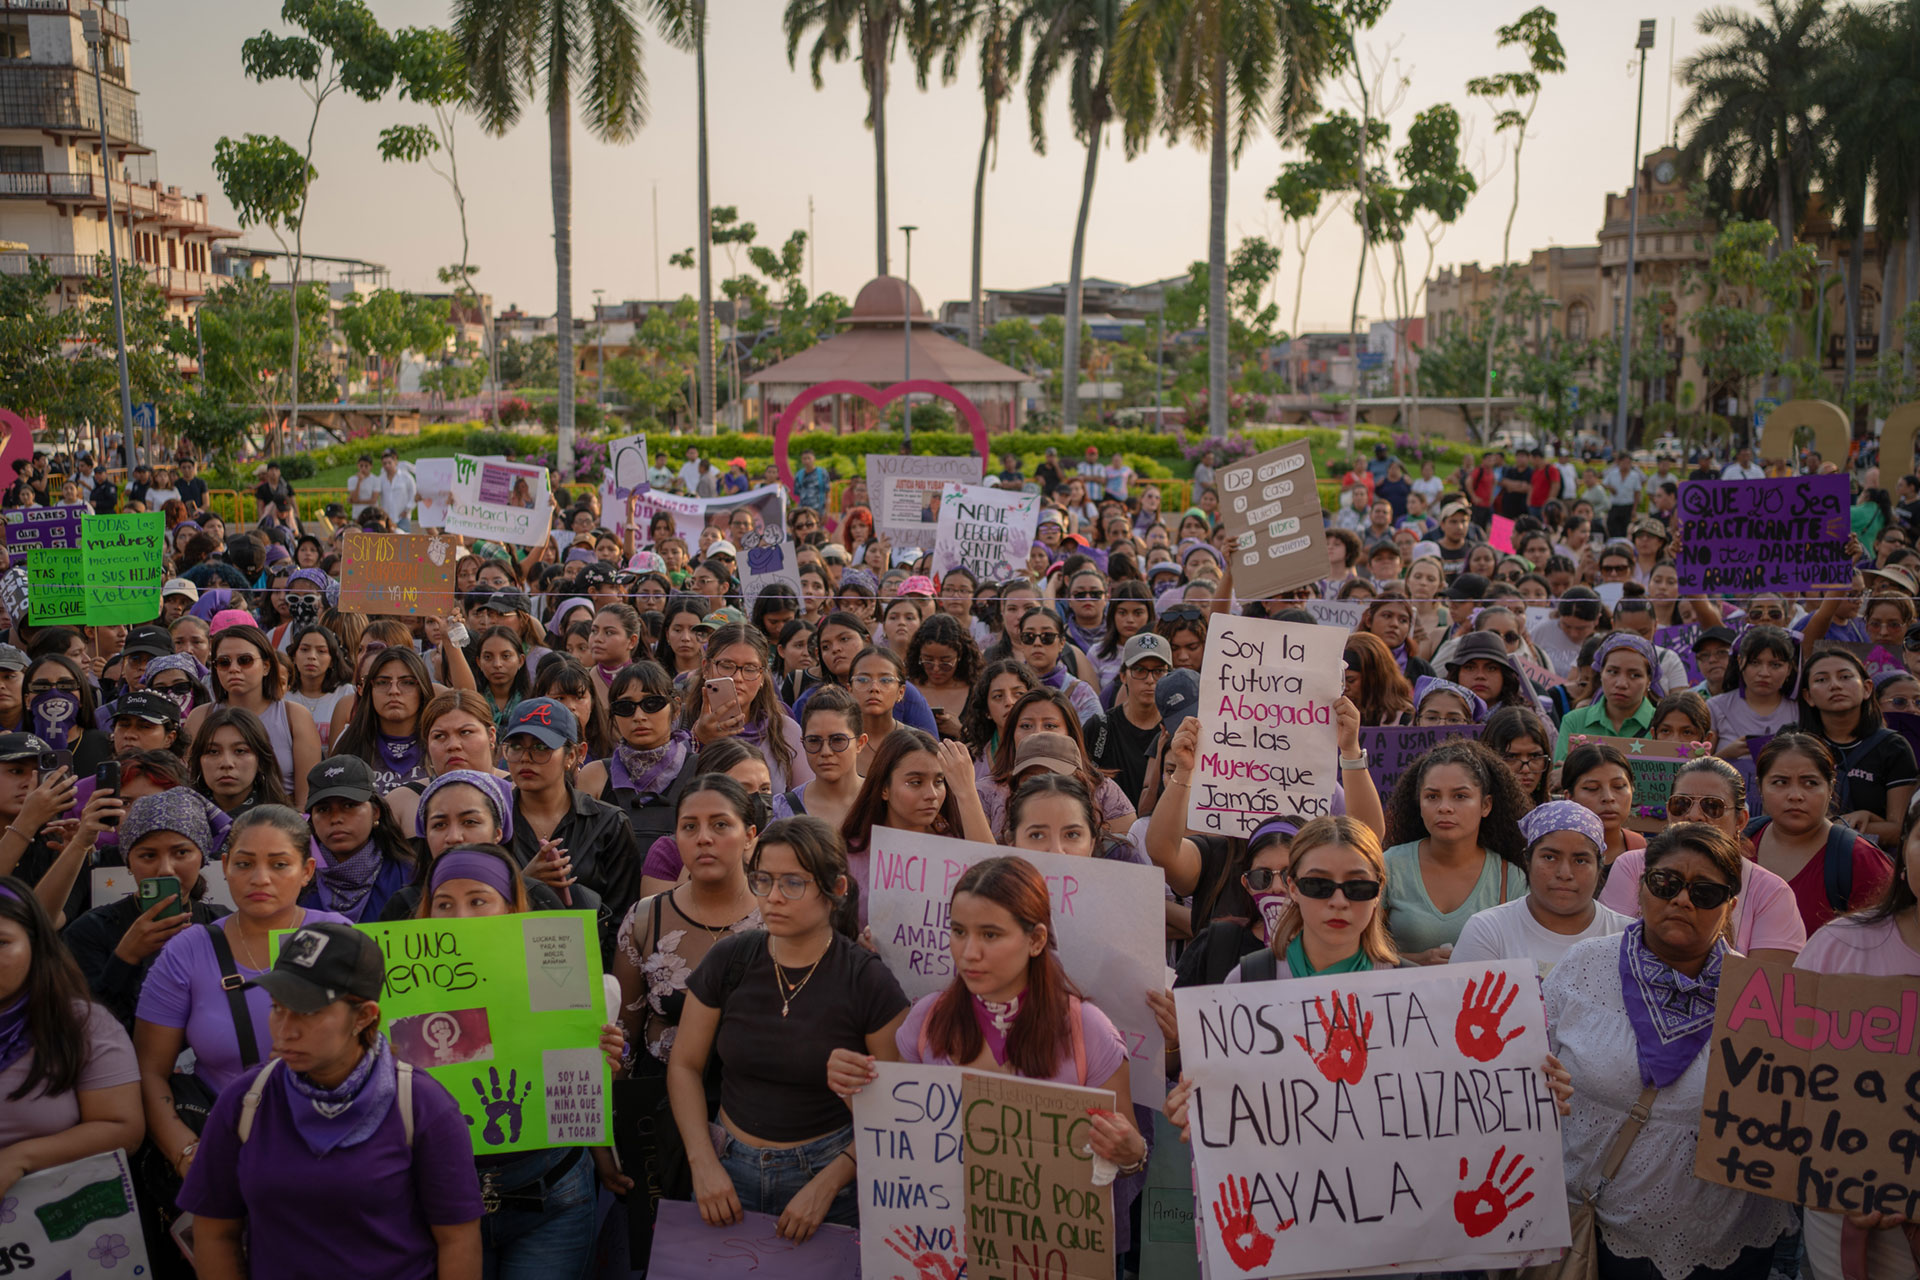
[
  {"x1": 1161, "y1": 605, "x2": 1204, "y2": 624},
  {"x1": 803, "y1": 732, "x2": 854, "y2": 754},
  {"x1": 747, "y1": 871, "x2": 816, "y2": 899},
  {"x1": 610, "y1": 695, "x2": 673, "y2": 717},
  {"x1": 1642, "y1": 867, "x2": 1735, "y2": 910},
  {"x1": 1663, "y1": 794, "x2": 1728, "y2": 821},
  {"x1": 215, "y1": 654, "x2": 258, "y2": 670},
  {"x1": 1291, "y1": 876, "x2": 1382, "y2": 902},
  {"x1": 503, "y1": 739, "x2": 558, "y2": 761},
  {"x1": 1128, "y1": 663, "x2": 1170, "y2": 681},
  {"x1": 1244, "y1": 867, "x2": 1287, "y2": 891},
  {"x1": 851, "y1": 673, "x2": 901, "y2": 689},
  {"x1": 372, "y1": 676, "x2": 419, "y2": 692},
  {"x1": 1492, "y1": 631, "x2": 1521, "y2": 645},
  {"x1": 920, "y1": 654, "x2": 957, "y2": 668},
  {"x1": 1416, "y1": 712, "x2": 1472, "y2": 726},
  {"x1": 1502, "y1": 749, "x2": 1548, "y2": 771},
  {"x1": 149, "y1": 680, "x2": 193, "y2": 696},
  {"x1": 27, "y1": 679, "x2": 81, "y2": 694},
  {"x1": 1020, "y1": 632, "x2": 1060, "y2": 646},
  {"x1": 708, "y1": 660, "x2": 764, "y2": 679}
]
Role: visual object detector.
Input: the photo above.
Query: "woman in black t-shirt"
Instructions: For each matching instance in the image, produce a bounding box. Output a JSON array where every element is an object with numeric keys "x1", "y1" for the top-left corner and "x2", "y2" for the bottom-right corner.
[
  {"x1": 1798, "y1": 646, "x2": 1918, "y2": 846},
  {"x1": 670, "y1": 815, "x2": 908, "y2": 1239}
]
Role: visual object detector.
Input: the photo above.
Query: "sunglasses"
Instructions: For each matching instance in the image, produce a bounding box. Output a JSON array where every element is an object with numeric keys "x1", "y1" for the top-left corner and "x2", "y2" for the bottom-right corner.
[
  {"x1": 610, "y1": 695, "x2": 673, "y2": 717},
  {"x1": 1161, "y1": 605, "x2": 1204, "y2": 623},
  {"x1": 215, "y1": 654, "x2": 258, "y2": 670},
  {"x1": 1642, "y1": 867, "x2": 1735, "y2": 910},
  {"x1": 802, "y1": 733, "x2": 854, "y2": 754},
  {"x1": 1070, "y1": 590, "x2": 1105, "y2": 601},
  {"x1": 1290, "y1": 876, "x2": 1382, "y2": 901},
  {"x1": 1020, "y1": 632, "x2": 1061, "y2": 646},
  {"x1": 149, "y1": 680, "x2": 194, "y2": 696},
  {"x1": 1243, "y1": 867, "x2": 1288, "y2": 891},
  {"x1": 1663, "y1": 794, "x2": 1727, "y2": 821}
]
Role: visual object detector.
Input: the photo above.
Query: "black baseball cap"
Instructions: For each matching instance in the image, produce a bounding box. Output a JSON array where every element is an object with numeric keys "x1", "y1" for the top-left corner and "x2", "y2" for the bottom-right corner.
[
  {"x1": 484, "y1": 591, "x2": 534, "y2": 616},
  {"x1": 113, "y1": 690, "x2": 181, "y2": 728},
  {"x1": 306, "y1": 755, "x2": 375, "y2": 807},
  {"x1": 0, "y1": 732, "x2": 54, "y2": 766},
  {"x1": 1695, "y1": 626, "x2": 1738, "y2": 651},
  {"x1": 1444, "y1": 573, "x2": 1490, "y2": 602},
  {"x1": 122, "y1": 625, "x2": 172, "y2": 660},
  {"x1": 505, "y1": 697, "x2": 580, "y2": 750},
  {"x1": 246, "y1": 922, "x2": 385, "y2": 1013}
]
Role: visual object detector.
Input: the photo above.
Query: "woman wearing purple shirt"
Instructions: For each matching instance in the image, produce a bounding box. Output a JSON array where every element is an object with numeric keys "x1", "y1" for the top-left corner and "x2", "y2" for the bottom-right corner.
[{"x1": 178, "y1": 920, "x2": 483, "y2": 1280}]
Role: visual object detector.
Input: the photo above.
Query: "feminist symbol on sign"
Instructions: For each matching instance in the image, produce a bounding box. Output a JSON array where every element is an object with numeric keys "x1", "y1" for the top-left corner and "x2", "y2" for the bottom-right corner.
[{"x1": 422, "y1": 1012, "x2": 462, "y2": 1062}]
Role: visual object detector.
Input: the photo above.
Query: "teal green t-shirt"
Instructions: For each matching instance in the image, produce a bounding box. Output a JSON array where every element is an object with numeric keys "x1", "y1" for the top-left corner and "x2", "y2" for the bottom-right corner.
[{"x1": 1382, "y1": 841, "x2": 1525, "y2": 955}]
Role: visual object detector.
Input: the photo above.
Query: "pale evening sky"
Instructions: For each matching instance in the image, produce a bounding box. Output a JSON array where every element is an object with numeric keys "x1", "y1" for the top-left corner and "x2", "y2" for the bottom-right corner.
[{"x1": 135, "y1": 0, "x2": 1728, "y2": 333}]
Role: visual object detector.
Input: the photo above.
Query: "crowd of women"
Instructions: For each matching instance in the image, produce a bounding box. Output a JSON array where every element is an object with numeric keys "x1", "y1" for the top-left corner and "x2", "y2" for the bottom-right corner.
[{"x1": 0, "y1": 449, "x2": 1916, "y2": 1280}]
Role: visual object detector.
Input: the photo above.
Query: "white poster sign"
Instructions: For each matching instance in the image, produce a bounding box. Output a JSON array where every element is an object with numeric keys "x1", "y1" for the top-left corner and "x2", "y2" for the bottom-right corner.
[
  {"x1": 1303, "y1": 599, "x2": 1367, "y2": 631},
  {"x1": 930, "y1": 483, "x2": 1040, "y2": 584},
  {"x1": 738, "y1": 525, "x2": 801, "y2": 613},
  {"x1": 851, "y1": 1061, "x2": 968, "y2": 1280},
  {"x1": 443, "y1": 454, "x2": 551, "y2": 547},
  {"x1": 633, "y1": 483, "x2": 785, "y2": 548},
  {"x1": 413, "y1": 456, "x2": 458, "y2": 529},
  {"x1": 865, "y1": 825, "x2": 1165, "y2": 1106},
  {"x1": 0, "y1": 1150, "x2": 152, "y2": 1276},
  {"x1": 600, "y1": 435, "x2": 651, "y2": 535},
  {"x1": 868, "y1": 454, "x2": 986, "y2": 548},
  {"x1": 1174, "y1": 961, "x2": 1570, "y2": 1279},
  {"x1": 1186, "y1": 616, "x2": 1342, "y2": 838}
]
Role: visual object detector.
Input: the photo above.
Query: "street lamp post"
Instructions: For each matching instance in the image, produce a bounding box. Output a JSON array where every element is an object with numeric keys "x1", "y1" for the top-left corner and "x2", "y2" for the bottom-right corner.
[
  {"x1": 1612, "y1": 19, "x2": 1657, "y2": 457},
  {"x1": 901, "y1": 225, "x2": 918, "y2": 449},
  {"x1": 593, "y1": 287, "x2": 606, "y2": 423},
  {"x1": 80, "y1": 11, "x2": 133, "y2": 475}
]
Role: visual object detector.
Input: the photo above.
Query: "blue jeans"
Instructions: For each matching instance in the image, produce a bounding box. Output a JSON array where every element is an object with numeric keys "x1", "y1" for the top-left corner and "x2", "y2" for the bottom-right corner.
[
  {"x1": 711, "y1": 1123, "x2": 857, "y2": 1226},
  {"x1": 479, "y1": 1149, "x2": 598, "y2": 1280}
]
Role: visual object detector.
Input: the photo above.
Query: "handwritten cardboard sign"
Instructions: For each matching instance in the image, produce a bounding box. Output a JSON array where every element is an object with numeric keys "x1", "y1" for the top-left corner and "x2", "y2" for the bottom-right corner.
[
  {"x1": 1186, "y1": 615, "x2": 1342, "y2": 837},
  {"x1": 1693, "y1": 955, "x2": 1920, "y2": 1218},
  {"x1": 932, "y1": 482, "x2": 1041, "y2": 584},
  {"x1": 276, "y1": 911, "x2": 608, "y2": 1153},
  {"x1": 340, "y1": 530, "x2": 458, "y2": 616},
  {"x1": 1217, "y1": 442, "x2": 1331, "y2": 600},
  {"x1": 1303, "y1": 598, "x2": 1366, "y2": 631},
  {"x1": 1173, "y1": 961, "x2": 1570, "y2": 1278},
  {"x1": 853, "y1": 1061, "x2": 970, "y2": 1280},
  {"x1": 738, "y1": 522, "x2": 802, "y2": 613},
  {"x1": 444, "y1": 454, "x2": 552, "y2": 547},
  {"x1": 0, "y1": 1150, "x2": 150, "y2": 1276},
  {"x1": 2, "y1": 502, "x2": 85, "y2": 554},
  {"x1": 866, "y1": 825, "x2": 1166, "y2": 1106},
  {"x1": 1563, "y1": 733, "x2": 1713, "y2": 831},
  {"x1": 962, "y1": 1071, "x2": 1117, "y2": 1280},
  {"x1": 26, "y1": 545, "x2": 84, "y2": 625},
  {"x1": 647, "y1": 1197, "x2": 859, "y2": 1279},
  {"x1": 81, "y1": 511, "x2": 165, "y2": 625},
  {"x1": 1675, "y1": 476, "x2": 1851, "y2": 594},
  {"x1": 1358, "y1": 723, "x2": 1485, "y2": 800},
  {"x1": 870, "y1": 454, "x2": 985, "y2": 548}
]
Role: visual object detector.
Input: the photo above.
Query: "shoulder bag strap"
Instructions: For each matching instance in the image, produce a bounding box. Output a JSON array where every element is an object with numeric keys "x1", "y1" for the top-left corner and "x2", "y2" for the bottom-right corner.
[
  {"x1": 235, "y1": 1058, "x2": 283, "y2": 1144},
  {"x1": 1590, "y1": 1084, "x2": 1659, "y2": 1202},
  {"x1": 398, "y1": 1062, "x2": 415, "y2": 1145},
  {"x1": 206, "y1": 924, "x2": 261, "y2": 1068}
]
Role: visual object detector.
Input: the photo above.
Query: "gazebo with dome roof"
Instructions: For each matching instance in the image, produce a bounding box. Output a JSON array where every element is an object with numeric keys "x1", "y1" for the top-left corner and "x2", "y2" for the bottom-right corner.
[{"x1": 746, "y1": 276, "x2": 1029, "y2": 435}]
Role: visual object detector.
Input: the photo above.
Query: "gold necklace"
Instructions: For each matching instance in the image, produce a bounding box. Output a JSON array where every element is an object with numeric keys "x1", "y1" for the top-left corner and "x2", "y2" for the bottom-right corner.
[
  {"x1": 770, "y1": 940, "x2": 825, "y2": 1018},
  {"x1": 230, "y1": 909, "x2": 299, "y2": 970}
]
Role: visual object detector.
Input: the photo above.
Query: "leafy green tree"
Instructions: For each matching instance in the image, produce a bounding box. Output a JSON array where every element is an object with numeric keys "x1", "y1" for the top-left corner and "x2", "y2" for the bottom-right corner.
[
  {"x1": 1684, "y1": 218, "x2": 1821, "y2": 436},
  {"x1": 1161, "y1": 238, "x2": 1284, "y2": 416},
  {"x1": 338, "y1": 290, "x2": 453, "y2": 408},
  {"x1": 192, "y1": 273, "x2": 334, "y2": 461},
  {"x1": 211, "y1": 134, "x2": 316, "y2": 447},
  {"x1": 496, "y1": 335, "x2": 559, "y2": 389},
  {"x1": 1389, "y1": 104, "x2": 1476, "y2": 419},
  {"x1": 0, "y1": 259, "x2": 74, "y2": 429},
  {"x1": 455, "y1": 0, "x2": 648, "y2": 474},
  {"x1": 605, "y1": 298, "x2": 700, "y2": 426}
]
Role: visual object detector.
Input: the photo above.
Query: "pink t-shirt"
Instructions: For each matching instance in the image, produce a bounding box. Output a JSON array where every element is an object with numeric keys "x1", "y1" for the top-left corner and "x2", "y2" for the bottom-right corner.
[
  {"x1": 895, "y1": 991, "x2": 1127, "y2": 1088},
  {"x1": 1796, "y1": 913, "x2": 1920, "y2": 976},
  {"x1": 1598, "y1": 849, "x2": 1808, "y2": 955}
]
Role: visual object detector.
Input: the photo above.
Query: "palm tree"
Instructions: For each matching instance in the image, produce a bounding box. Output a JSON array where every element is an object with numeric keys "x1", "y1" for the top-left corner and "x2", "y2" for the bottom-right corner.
[
  {"x1": 1679, "y1": 0, "x2": 1833, "y2": 254},
  {"x1": 651, "y1": 0, "x2": 717, "y2": 429},
  {"x1": 1026, "y1": 0, "x2": 1122, "y2": 429},
  {"x1": 923, "y1": 0, "x2": 1023, "y2": 350},
  {"x1": 455, "y1": 0, "x2": 647, "y2": 476},
  {"x1": 1861, "y1": 0, "x2": 1920, "y2": 381},
  {"x1": 1813, "y1": 5, "x2": 1883, "y2": 411},
  {"x1": 1114, "y1": 0, "x2": 1343, "y2": 438},
  {"x1": 785, "y1": 0, "x2": 927, "y2": 277}
]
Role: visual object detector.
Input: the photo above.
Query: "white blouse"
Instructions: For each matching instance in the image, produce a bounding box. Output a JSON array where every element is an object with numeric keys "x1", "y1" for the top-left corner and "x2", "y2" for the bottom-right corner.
[{"x1": 1544, "y1": 935, "x2": 1797, "y2": 1279}]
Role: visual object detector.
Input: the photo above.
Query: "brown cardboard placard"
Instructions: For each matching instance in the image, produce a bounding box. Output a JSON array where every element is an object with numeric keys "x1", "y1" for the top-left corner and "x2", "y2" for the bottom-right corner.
[
  {"x1": 1694, "y1": 955, "x2": 1920, "y2": 1219},
  {"x1": 1558, "y1": 733, "x2": 1713, "y2": 832},
  {"x1": 1216, "y1": 442, "x2": 1330, "y2": 601},
  {"x1": 961, "y1": 1071, "x2": 1116, "y2": 1280},
  {"x1": 340, "y1": 530, "x2": 458, "y2": 616}
]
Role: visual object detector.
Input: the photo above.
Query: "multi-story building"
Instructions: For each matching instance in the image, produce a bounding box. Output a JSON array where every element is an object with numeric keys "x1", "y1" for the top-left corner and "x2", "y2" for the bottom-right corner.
[{"x1": 0, "y1": 0, "x2": 236, "y2": 320}]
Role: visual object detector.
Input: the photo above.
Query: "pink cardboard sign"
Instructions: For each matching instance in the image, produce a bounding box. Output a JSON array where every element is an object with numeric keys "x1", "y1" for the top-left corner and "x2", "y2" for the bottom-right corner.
[{"x1": 1489, "y1": 514, "x2": 1515, "y2": 554}]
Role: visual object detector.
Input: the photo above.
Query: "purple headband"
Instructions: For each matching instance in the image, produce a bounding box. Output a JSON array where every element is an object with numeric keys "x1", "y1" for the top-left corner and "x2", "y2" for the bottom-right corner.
[
  {"x1": 414, "y1": 770, "x2": 514, "y2": 843},
  {"x1": 1520, "y1": 799, "x2": 1608, "y2": 852},
  {"x1": 429, "y1": 849, "x2": 517, "y2": 900},
  {"x1": 1248, "y1": 815, "x2": 1303, "y2": 851},
  {"x1": 1592, "y1": 631, "x2": 1664, "y2": 698},
  {"x1": 1411, "y1": 675, "x2": 1489, "y2": 724}
]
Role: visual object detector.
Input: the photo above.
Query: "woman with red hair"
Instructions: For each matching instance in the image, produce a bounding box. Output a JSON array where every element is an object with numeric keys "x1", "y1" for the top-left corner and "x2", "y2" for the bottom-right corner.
[{"x1": 838, "y1": 506, "x2": 874, "y2": 557}]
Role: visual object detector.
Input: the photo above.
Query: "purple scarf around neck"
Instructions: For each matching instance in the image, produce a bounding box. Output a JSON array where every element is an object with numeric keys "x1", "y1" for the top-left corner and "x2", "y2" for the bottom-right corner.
[
  {"x1": 612, "y1": 735, "x2": 691, "y2": 798},
  {"x1": 311, "y1": 835, "x2": 384, "y2": 922},
  {"x1": 1618, "y1": 920, "x2": 1724, "y2": 1088},
  {"x1": 0, "y1": 994, "x2": 30, "y2": 1077},
  {"x1": 972, "y1": 992, "x2": 1020, "y2": 1065},
  {"x1": 374, "y1": 731, "x2": 424, "y2": 781},
  {"x1": 283, "y1": 1033, "x2": 398, "y2": 1154}
]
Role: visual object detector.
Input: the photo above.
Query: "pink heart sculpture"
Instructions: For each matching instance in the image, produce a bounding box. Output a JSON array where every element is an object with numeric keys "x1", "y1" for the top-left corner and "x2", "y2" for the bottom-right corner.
[
  {"x1": 773, "y1": 379, "x2": 991, "y2": 494},
  {"x1": 0, "y1": 408, "x2": 36, "y2": 483}
]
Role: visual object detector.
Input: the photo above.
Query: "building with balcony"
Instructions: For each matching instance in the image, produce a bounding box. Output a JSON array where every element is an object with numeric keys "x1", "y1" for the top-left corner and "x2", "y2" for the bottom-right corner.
[{"x1": 0, "y1": 0, "x2": 237, "y2": 318}]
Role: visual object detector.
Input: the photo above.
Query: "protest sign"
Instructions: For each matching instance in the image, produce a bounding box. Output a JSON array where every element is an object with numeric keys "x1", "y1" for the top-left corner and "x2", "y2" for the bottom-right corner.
[
  {"x1": 962, "y1": 1071, "x2": 1117, "y2": 1280},
  {"x1": 1831, "y1": 640, "x2": 1906, "y2": 683},
  {"x1": 1676, "y1": 475, "x2": 1851, "y2": 594},
  {"x1": 27, "y1": 545, "x2": 84, "y2": 625},
  {"x1": 279, "y1": 911, "x2": 609, "y2": 1153},
  {"x1": 413, "y1": 456, "x2": 457, "y2": 528},
  {"x1": 1358, "y1": 723, "x2": 1485, "y2": 800},
  {"x1": 1653, "y1": 623, "x2": 1705, "y2": 685},
  {"x1": 633, "y1": 483, "x2": 786, "y2": 548},
  {"x1": 1489, "y1": 514, "x2": 1515, "y2": 553},
  {"x1": 737, "y1": 524, "x2": 801, "y2": 611},
  {"x1": 2, "y1": 502, "x2": 84, "y2": 555},
  {"x1": 1303, "y1": 598, "x2": 1366, "y2": 631},
  {"x1": 443, "y1": 455, "x2": 552, "y2": 547},
  {"x1": 0, "y1": 1150, "x2": 150, "y2": 1276},
  {"x1": 1186, "y1": 615, "x2": 1342, "y2": 838},
  {"x1": 1174, "y1": 960, "x2": 1570, "y2": 1278},
  {"x1": 340, "y1": 530, "x2": 458, "y2": 615},
  {"x1": 932, "y1": 482, "x2": 1041, "y2": 583},
  {"x1": 601, "y1": 435, "x2": 651, "y2": 535},
  {"x1": 81, "y1": 511, "x2": 165, "y2": 624},
  {"x1": 1516, "y1": 654, "x2": 1566, "y2": 690},
  {"x1": 866, "y1": 825, "x2": 1166, "y2": 1106},
  {"x1": 1216, "y1": 442, "x2": 1330, "y2": 600},
  {"x1": 1141, "y1": 1111, "x2": 1203, "y2": 1280},
  {"x1": 1562, "y1": 733, "x2": 1713, "y2": 830},
  {"x1": 1694, "y1": 955, "x2": 1920, "y2": 1219},
  {"x1": 853, "y1": 1061, "x2": 969, "y2": 1280},
  {"x1": 647, "y1": 1198, "x2": 859, "y2": 1280},
  {"x1": 869, "y1": 454, "x2": 985, "y2": 548}
]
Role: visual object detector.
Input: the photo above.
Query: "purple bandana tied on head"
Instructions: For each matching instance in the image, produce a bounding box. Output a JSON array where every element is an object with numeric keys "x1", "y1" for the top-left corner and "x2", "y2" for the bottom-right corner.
[
  {"x1": 1519, "y1": 799, "x2": 1608, "y2": 853},
  {"x1": 1618, "y1": 920, "x2": 1724, "y2": 1087},
  {"x1": 430, "y1": 849, "x2": 517, "y2": 900},
  {"x1": 414, "y1": 770, "x2": 514, "y2": 843},
  {"x1": 1592, "y1": 631, "x2": 1664, "y2": 699},
  {"x1": 1410, "y1": 675, "x2": 1488, "y2": 725}
]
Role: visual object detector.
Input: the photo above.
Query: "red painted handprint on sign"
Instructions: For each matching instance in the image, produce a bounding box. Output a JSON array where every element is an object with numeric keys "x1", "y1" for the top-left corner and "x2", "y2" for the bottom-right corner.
[
  {"x1": 884, "y1": 1227, "x2": 964, "y2": 1280},
  {"x1": 1211, "y1": 1175, "x2": 1289, "y2": 1272},
  {"x1": 1455, "y1": 970, "x2": 1526, "y2": 1063},
  {"x1": 1453, "y1": 1146, "x2": 1537, "y2": 1239},
  {"x1": 1293, "y1": 989, "x2": 1374, "y2": 1085}
]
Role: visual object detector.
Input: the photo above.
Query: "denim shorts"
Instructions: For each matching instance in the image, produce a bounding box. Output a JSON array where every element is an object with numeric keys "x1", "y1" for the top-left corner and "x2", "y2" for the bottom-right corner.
[{"x1": 710, "y1": 1122, "x2": 858, "y2": 1226}]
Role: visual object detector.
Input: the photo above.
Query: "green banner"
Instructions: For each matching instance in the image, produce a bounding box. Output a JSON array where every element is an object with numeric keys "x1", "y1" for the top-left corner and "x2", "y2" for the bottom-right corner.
[
  {"x1": 26, "y1": 546, "x2": 85, "y2": 626},
  {"x1": 274, "y1": 911, "x2": 611, "y2": 1154},
  {"x1": 80, "y1": 512, "x2": 165, "y2": 625}
]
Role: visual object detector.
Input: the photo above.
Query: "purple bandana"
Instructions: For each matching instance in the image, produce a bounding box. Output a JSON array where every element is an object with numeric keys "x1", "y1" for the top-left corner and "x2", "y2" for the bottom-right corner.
[
  {"x1": 415, "y1": 770, "x2": 514, "y2": 843},
  {"x1": 283, "y1": 1033, "x2": 398, "y2": 1155},
  {"x1": 311, "y1": 835, "x2": 384, "y2": 922},
  {"x1": 612, "y1": 735, "x2": 690, "y2": 799},
  {"x1": 1617, "y1": 920, "x2": 1724, "y2": 1087},
  {"x1": 1519, "y1": 800, "x2": 1607, "y2": 852},
  {"x1": 0, "y1": 994, "x2": 30, "y2": 1077},
  {"x1": 972, "y1": 992, "x2": 1020, "y2": 1065},
  {"x1": 373, "y1": 732, "x2": 426, "y2": 791},
  {"x1": 1593, "y1": 631, "x2": 1665, "y2": 698}
]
